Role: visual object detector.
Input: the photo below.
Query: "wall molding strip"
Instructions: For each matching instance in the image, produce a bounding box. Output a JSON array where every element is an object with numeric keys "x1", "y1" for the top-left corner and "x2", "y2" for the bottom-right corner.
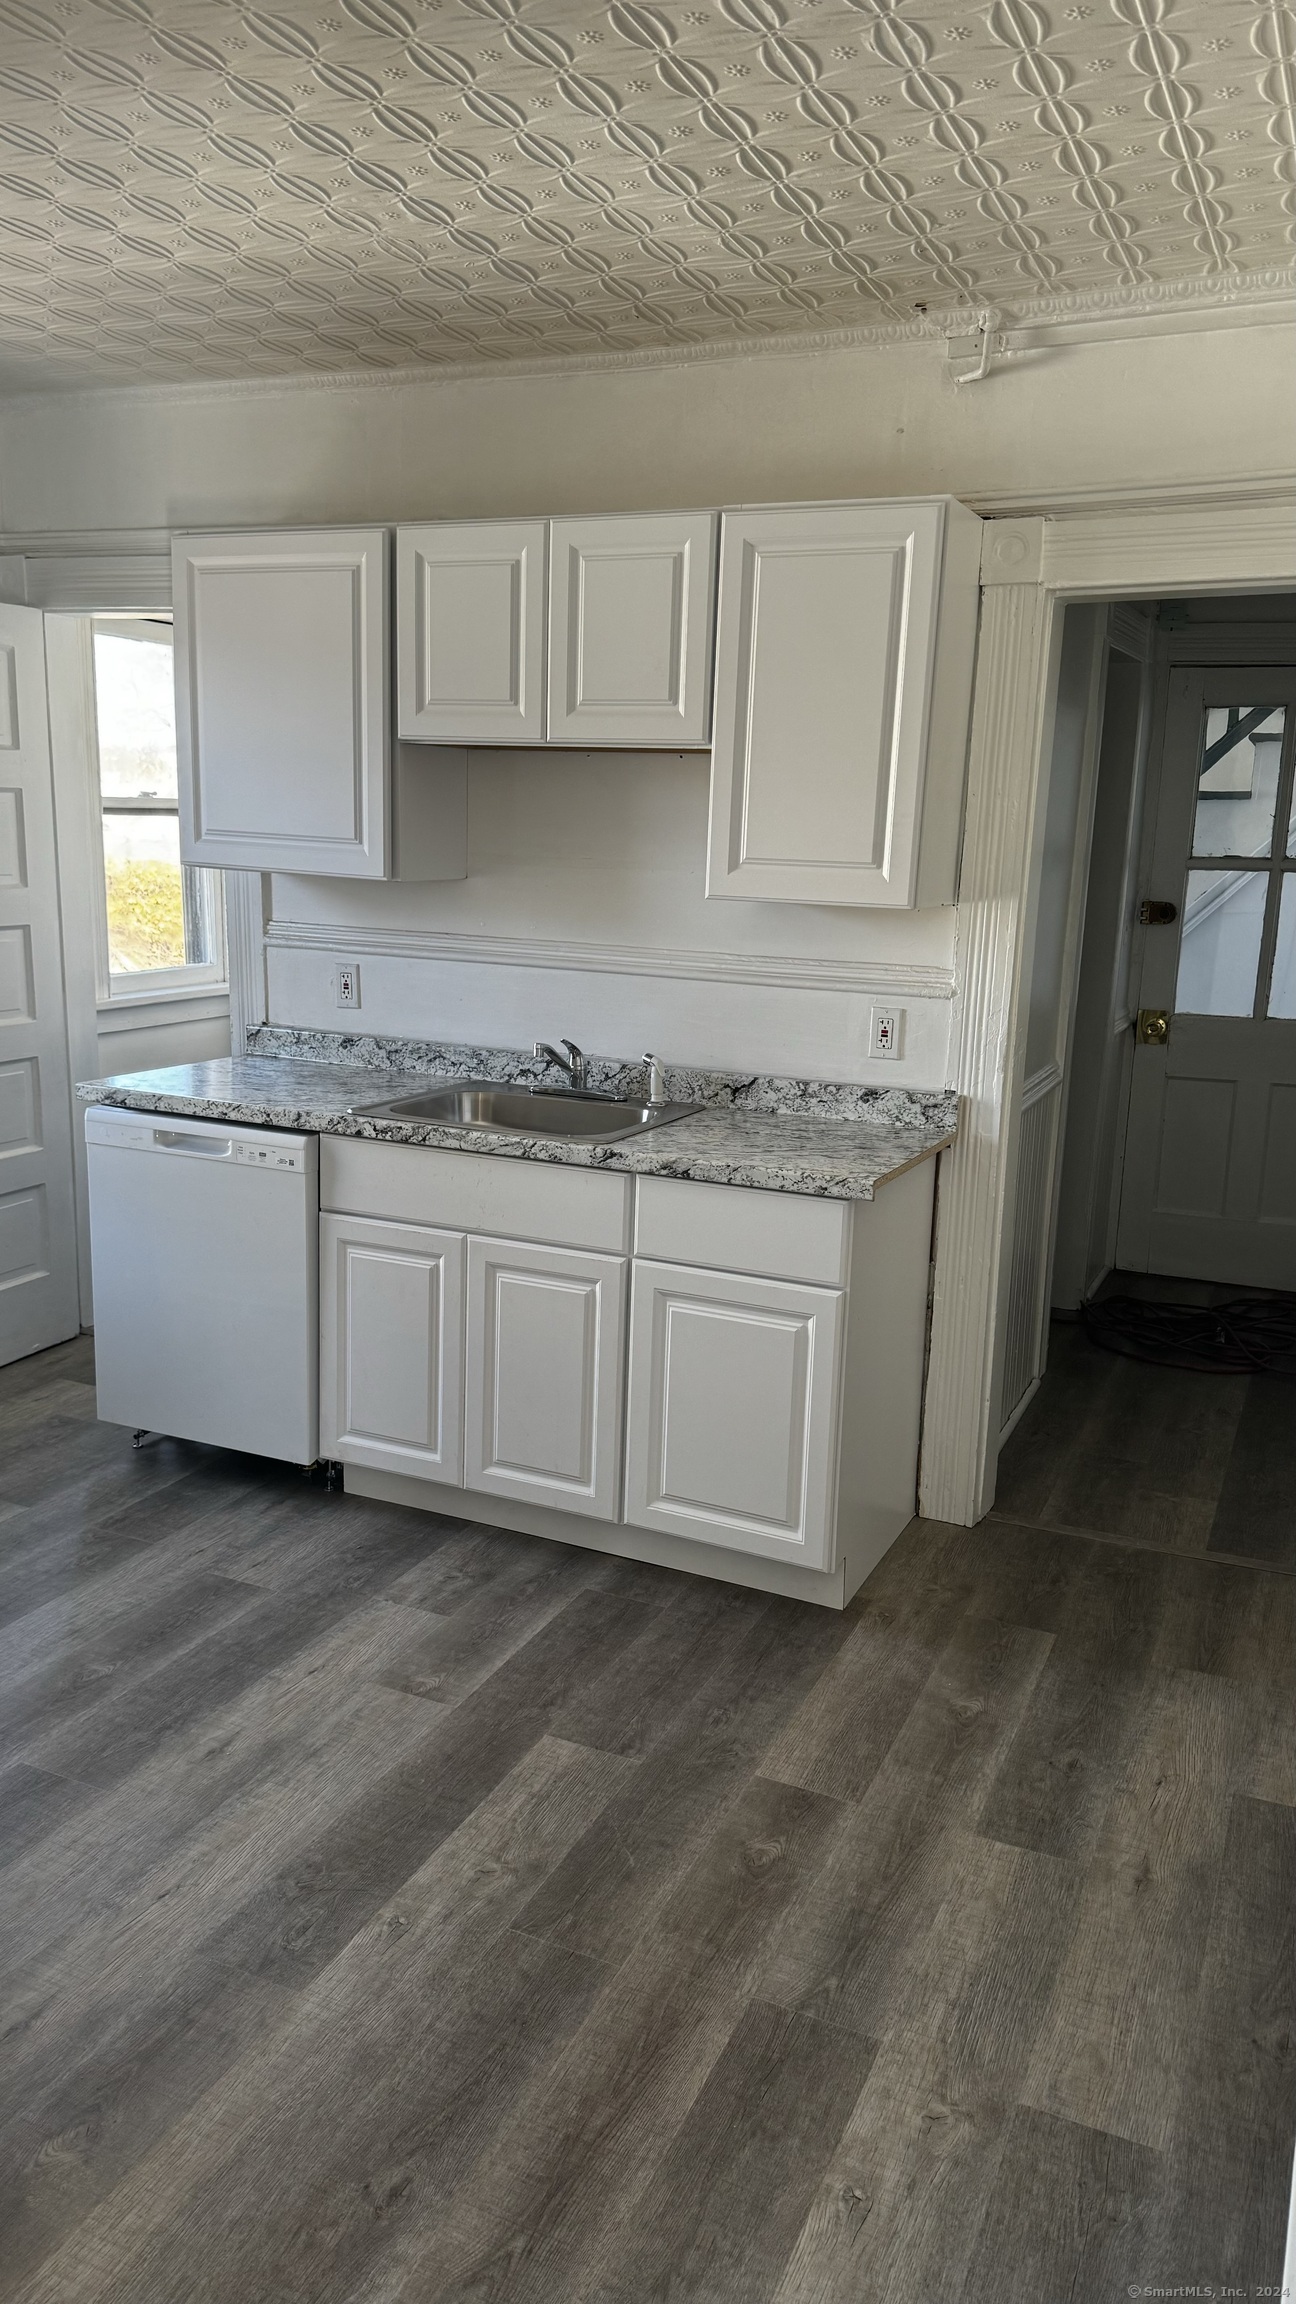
[
  {"x1": 1021, "y1": 1061, "x2": 1065, "y2": 1109},
  {"x1": 262, "y1": 918, "x2": 955, "y2": 1003}
]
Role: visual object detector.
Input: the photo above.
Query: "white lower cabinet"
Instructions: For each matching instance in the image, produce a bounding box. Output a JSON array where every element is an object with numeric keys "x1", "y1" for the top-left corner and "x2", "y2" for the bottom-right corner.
[
  {"x1": 623, "y1": 1260, "x2": 843, "y2": 1571},
  {"x1": 320, "y1": 1146, "x2": 934, "y2": 1606},
  {"x1": 320, "y1": 1213, "x2": 464, "y2": 1483},
  {"x1": 465, "y1": 1236, "x2": 626, "y2": 1519}
]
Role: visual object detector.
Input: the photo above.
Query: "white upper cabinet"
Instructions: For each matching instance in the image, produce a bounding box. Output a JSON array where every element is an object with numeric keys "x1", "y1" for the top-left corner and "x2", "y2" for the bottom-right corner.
[
  {"x1": 546, "y1": 513, "x2": 717, "y2": 747},
  {"x1": 706, "y1": 498, "x2": 982, "y2": 908},
  {"x1": 174, "y1": 529, "x2": 465, "y2": 881},
  {"x1": 397, "y1": 521, "x2": 546, "y2": 745}
]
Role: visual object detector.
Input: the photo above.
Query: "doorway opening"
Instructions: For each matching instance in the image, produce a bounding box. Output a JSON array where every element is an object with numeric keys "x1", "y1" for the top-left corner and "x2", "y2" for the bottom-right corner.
[{"x1": 994, "y1": 588, "x2": 1296, "y2": 1570}]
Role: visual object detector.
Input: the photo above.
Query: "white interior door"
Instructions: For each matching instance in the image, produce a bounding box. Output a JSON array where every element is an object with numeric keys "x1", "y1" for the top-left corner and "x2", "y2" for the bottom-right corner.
[
  {"x1": 465, "y1": 1234, "x2": 626, "y2": 1518},
  {"x1": 1118, "y1": 667, "x2": 1296, "y2": 1286},
  {"x1": 0, "y1": 605, "x2": 81, "y2": 1367}
]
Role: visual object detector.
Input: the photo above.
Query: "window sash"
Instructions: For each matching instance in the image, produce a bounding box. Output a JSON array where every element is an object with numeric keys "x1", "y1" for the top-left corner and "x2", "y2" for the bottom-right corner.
[{"x1": 89, "y1": 615, "x2": 227, "y2": 1004}]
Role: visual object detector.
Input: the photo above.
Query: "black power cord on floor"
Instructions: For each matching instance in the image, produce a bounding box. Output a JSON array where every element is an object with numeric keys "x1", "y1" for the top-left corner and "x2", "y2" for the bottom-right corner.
[{"x1": 1081, "y1": 1292, "x2": 1296, "y2": 1376}]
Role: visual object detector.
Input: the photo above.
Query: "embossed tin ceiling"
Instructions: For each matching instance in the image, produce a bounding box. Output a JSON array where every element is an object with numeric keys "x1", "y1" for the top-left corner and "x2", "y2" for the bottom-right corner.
[{"x1": 0, "y1": 0, "x2": 1291, "y2": 389}]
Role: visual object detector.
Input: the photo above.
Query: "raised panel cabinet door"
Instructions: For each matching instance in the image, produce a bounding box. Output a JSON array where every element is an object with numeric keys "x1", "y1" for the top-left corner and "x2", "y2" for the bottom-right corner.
[
  {"x1": 547, "y1": 512, "x2": 717, "y2": 746},
  {"x1": 707, "y1": 500, "x2": 958, "y2": 908},
  {"x1": 174, "y1": 529, "x2": 391, "y2": 876},
  {"x1": 397, "y1": 522, "x2": 546, "y2": 744},
  {"x1": 465, "y1": 1235, "x2": 626, "y2": 1519},
  {"x1": 320, "y1": 1213, "x2": 465, "y2": 1482},
  {"x1": 624, "y1": 1260, "x2": 843, "y2": 1569}
]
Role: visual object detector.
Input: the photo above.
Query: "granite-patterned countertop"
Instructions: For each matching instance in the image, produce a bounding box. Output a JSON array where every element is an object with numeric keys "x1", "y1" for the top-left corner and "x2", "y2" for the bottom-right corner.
[{"x1": 77, "y1": 1030, "x2": 958, "y2": 1202}]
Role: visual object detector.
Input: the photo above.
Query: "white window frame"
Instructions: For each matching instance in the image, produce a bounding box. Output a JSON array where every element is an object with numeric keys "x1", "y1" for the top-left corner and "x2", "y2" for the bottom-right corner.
[{"x1": 86, "y1": 612, "x2": 228, "y2": 1006}]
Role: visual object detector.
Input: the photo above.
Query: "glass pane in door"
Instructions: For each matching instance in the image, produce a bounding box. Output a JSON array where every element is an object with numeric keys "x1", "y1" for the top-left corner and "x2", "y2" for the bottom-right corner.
[
  {"x1": 1175, "y1": 867, "x2": 1267, "y2": 1015},
  {"x1": 1269, "y1": 878, "x2": 1296, "y2": 1019},
  {"x1": 1192, "y1": 705, "x2": 1285, "y2": 860}
]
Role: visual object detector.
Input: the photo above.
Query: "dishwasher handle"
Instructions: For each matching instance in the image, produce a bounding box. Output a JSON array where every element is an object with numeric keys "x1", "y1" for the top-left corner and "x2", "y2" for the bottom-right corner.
[{"x1": 152, "y1": 1129, "x2": 235, "y2": 1157}]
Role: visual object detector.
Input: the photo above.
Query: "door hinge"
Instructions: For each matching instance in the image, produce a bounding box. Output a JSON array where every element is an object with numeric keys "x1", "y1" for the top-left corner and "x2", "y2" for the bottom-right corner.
[{"x1": 1136, "y1": 1008, "x2": 1171, "y2": 1046}]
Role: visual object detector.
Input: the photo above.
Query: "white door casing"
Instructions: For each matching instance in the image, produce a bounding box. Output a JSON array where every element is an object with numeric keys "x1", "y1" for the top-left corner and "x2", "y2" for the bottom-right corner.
[
  {"x1": 705, "y1": 498, "x2": 979, "y2": 908},
  {"x1": 623, "y1": 1259, "x2": 843, "y2": 1570},
  {"x1": 0, "y1": 603, "x2": 81, "y2": 1367},
  {"x1": 175, "y1": 529, "x2": 392, "y2": 877},
  {"x1": 924, "y1": 493, "x2": 1296, "y2": 1529},
  {"x1": 397, "y1": 521, "x2": 546, "y2": 744},
  {"x1": 1117, "y1": 666, "x2": 1296, "y2": 1286},
  {"x1": 546, "y1": 513, "x2": 717, "y2": 746},
  {"x1": 465, "y1": 1234, "x2": 626, "y2": 1517},
  {"x1": 320, "y1": 1212, "x2": 465, "y2": 1482}
]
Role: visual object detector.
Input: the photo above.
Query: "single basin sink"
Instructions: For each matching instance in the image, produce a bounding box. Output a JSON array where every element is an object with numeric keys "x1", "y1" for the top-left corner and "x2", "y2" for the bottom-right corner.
[{"x1": 350, "y1": 1081, "x2": 700, "y2": 1143}]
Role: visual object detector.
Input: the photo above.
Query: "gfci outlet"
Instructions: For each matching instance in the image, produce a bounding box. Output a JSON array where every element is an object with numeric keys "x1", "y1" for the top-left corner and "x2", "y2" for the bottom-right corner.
[
  {"x1": 334, "y1": 962, "x2": 360, "y2": 1010},
  {"x1": 869, "y1": 1006, "x2": 904, "y2": 1060}
]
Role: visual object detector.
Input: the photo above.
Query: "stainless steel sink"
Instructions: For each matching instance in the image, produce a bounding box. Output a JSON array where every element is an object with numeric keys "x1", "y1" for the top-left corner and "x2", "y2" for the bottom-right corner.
[{"x1": 350, "y1": 1081, "x2": 700, "y2": 1143}]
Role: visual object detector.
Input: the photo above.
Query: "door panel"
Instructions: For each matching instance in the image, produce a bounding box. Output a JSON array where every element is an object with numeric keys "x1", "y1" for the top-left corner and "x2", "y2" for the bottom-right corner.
[
  {"x1": 174, "y1": 531, "x2": 391, "y2": 876},
  {"x1": 705, "y1": 502, "x2": 950, "y2": 907},
  {"x1": 465, "y1": 1235, "x2": 626, "y2": 1518},
  {"x1": 1119, "y1": 668, "x2": 1296, "y2": 1285},
  {"x1": 397, "y1": 523, "x2": 546, "y2": 744},
  {"x1": 0, "y1": 605, "x2": 80, "y2": 1367},
  {"x1": 1153, "y1": 1076, "x2": 1235, "y2": 1217},
  {"x1": 320, "y1": 1212, "x2": 464, "y2": 1481},
  {"x1": 624, "y1": 1260, "x2": 842, "y2": 1569},
  {"x1": 546, "y1": 513, "x2": 716, "y2": 746},
  {"x1": 1259, "y1": 1085, "x2": 1296, "y2": 1223}
]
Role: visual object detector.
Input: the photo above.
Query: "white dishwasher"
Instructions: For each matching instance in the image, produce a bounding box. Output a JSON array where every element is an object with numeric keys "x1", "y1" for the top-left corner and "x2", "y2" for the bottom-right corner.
[{"x1": 86, "y1": 1106, "x2": 319, "y2": 1465}]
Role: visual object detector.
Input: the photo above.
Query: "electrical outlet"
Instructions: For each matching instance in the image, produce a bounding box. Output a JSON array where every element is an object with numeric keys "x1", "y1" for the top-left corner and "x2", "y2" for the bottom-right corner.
[
  {"x1": 334, "y1": 962, "x2": 360, "y2": 1010},
  {"x1": 869, "y1": 1006, "x2": 904, "y2": 1060}
]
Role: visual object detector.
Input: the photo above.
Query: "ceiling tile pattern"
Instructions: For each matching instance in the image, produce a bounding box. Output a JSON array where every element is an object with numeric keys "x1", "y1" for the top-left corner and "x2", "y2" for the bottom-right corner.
[{"x1": 0, "y1": 0, "x2": 1291, "y2": 387}]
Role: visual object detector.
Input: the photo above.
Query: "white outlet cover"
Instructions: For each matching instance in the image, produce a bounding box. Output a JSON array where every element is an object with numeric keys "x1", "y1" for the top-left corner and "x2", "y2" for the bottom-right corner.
[
  {"x1": 335, "y1": 962, "x2": 360, "y2": 1009},
  {"x1": 869, "y1": 1005, "x2": 904, "y2": 1059}
]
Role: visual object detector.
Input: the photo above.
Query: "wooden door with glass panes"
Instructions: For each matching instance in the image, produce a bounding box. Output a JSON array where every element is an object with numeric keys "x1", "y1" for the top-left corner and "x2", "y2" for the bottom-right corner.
[{"x1": 1117, "y1": 668, "x2": 1296, "y2": 1285}]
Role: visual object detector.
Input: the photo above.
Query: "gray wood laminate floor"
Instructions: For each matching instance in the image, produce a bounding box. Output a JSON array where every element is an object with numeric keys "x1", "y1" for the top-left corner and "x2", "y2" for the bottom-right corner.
[
  {"x1": 1, "y1": 1334, "x2": 1293, "y2": 2303},
  {"x1": 997, "y1": 1311, "x2": 1296, "y2": 1568}
]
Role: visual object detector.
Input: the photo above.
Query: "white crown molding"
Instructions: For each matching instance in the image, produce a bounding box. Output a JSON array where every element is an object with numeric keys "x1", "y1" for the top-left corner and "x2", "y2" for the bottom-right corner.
[
  {"x1": 263, "y1": 917, "x2": 955, "y2": 1003},
  {"x1": 2, "y1": 267, "x2": 1292, "y2": 413},
  {"x1": 14, "y1": 552, "x2": 172, "y2": 611}
]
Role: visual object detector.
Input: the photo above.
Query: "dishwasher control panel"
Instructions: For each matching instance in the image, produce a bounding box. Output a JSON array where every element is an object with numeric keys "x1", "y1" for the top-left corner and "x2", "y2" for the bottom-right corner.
[{"x1": 234, "y1": 1140, "x2": 308, "y2": 1171}]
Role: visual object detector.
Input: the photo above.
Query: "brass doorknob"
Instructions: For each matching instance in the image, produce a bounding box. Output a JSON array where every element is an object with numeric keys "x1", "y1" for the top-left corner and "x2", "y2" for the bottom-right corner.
[{"x1": 1136, "y1": 1008, "x2": 1170, "y2": 1046}]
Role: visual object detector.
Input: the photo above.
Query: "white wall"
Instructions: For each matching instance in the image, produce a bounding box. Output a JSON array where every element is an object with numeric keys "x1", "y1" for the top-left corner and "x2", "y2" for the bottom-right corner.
[
  {"x1": 266, "y1": 748, "x2": 955, "y2": 1083},
  {"x1": 7, "y1": 319, "x2": 1292, "y2": 1085},
  {"x1": 4, "y1": 323, "x2": 1293, "y2": 535},
  {"x1": 96, "y1": 1011, "x2": 231, "y2": 1078}
]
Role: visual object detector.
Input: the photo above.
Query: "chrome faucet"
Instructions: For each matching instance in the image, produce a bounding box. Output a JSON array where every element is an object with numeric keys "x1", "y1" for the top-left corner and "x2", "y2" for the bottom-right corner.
[
  {"x1": 533, "y1": 1037, "x2": 587, "y2": 1092},
  {"x1": 643, "y1": 1052, "x2": 668, "y2": 1106}
]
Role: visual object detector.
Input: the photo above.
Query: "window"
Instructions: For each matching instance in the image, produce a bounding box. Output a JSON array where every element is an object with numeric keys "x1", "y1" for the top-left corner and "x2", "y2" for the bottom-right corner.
[
  {"x1": 90, "y1": 616, "x2": 225, "y2": 998},
  {"x1": 1175, "y1": 702, "x2": 1296, "y2": 1018}
]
